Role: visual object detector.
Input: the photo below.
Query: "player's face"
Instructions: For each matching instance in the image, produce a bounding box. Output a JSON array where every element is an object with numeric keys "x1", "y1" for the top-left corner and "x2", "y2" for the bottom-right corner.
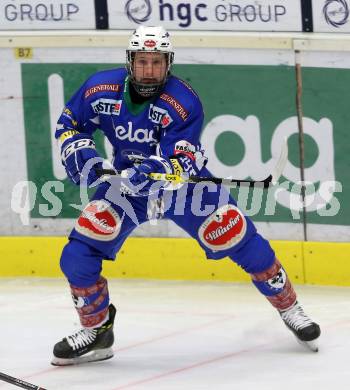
[{"x1": 133, "y1": 52, "x2": 167, "y2": 84}]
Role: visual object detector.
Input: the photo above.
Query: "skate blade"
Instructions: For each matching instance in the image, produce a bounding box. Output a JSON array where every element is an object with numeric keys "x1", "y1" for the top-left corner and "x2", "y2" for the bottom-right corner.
[
  {"x1": 51, "y1": 348, "x2": 114, "y2": 366},
  {"x1": 295, "y1": 337, "x2": 319, "y2": 353}
]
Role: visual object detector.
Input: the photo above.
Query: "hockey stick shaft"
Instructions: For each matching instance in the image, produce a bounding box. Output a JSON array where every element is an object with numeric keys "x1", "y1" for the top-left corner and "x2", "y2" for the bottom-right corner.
[
  {"x1": 96, "y1": 169, "x2": 272, "y2": 188},
  {"x1": 96, "y1": 140, "x2": 288, "y2": 189},
  {"x1": 0, "y1": 372, "x2": 47, "y2": 390}
]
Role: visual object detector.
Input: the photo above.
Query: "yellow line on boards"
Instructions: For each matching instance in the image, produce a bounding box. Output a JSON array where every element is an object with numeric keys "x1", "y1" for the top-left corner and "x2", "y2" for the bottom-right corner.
[{"x1": 0, "y1": 237, "x2": 348, "y2": 286}]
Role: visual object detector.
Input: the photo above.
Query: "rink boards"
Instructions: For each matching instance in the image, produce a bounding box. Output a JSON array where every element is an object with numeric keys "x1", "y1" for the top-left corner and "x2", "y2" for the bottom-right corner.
[
  {"x1": 1, "y1": 31, "x2": 350, "y2": 241},
  {"x1": 0, "y1": 237, "x2": 349, "y2": 287}
]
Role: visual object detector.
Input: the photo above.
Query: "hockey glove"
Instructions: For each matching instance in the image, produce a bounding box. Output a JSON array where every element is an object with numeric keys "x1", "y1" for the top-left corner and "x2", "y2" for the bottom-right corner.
[
  {"x1": 128, "y1": 156, "x2": 173, "y2": 196},
  {"x1": 61, "y1": 133, "x2": 102, "y2": 186},
  {"x1": 127, "y1": 150, "x2": 207, "y2": 196}
]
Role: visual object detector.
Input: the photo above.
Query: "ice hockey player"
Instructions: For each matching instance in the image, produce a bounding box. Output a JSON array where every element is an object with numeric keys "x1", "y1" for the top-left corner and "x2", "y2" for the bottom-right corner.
[{"x1": 51, "y1": 26, "x2": 320, "y2": 365}]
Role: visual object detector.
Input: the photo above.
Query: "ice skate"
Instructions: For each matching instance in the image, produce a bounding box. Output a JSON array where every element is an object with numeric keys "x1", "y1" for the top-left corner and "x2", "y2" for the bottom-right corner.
[
  {"x1": 280, "y1": 301, "x2": 320, "y2": 352},
  {"x1": 51, "y1": 304, "x2": 116, "y2": 366}
]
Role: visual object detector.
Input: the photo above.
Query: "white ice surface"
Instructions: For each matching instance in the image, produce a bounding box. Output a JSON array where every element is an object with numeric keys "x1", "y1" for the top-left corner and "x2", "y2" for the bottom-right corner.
[{"x1": 0, "y1": 279, "x2": 349, "y2": 390}]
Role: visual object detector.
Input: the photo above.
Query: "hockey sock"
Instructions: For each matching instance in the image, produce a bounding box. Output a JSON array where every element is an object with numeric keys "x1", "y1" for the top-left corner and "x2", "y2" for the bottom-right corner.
[
  {"x1": 251, "y1": 259, "x2": 297, "y2": 311},
  {"x1": 70, "y1": 276, "x2": 110, "y2": 328}
]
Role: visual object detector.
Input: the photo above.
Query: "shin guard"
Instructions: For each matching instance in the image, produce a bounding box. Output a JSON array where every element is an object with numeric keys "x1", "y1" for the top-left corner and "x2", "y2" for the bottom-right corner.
[
  {"x1": 251, "y1": 259, "x2": 297, "y2": 311},
  {"x1": 70, "y1": 276, "x2": 110, "y2": 328}
]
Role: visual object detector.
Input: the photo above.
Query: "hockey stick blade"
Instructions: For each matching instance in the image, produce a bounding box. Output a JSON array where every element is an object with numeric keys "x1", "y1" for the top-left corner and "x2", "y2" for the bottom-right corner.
[
  {"x1": 270, "y1": 138, "x2": 288, "y2": 185},
  {"x1": 0, "y1": 372, "x2": 47, "y2": 390}
]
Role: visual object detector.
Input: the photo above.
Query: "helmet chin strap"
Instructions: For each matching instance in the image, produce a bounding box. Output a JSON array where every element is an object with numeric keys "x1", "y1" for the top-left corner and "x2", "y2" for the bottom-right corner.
[{"x1": 131, "y1": 79, "x2": 165, "y2": 98}]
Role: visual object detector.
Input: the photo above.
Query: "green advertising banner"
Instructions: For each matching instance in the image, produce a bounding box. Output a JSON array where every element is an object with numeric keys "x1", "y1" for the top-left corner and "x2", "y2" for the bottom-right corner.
[
  {"x1": 302, "y1": 67, "x2": 350, "y2": 226},
  {"x1": 21, "y1": 63, "x2": 347, "y2": 228}
]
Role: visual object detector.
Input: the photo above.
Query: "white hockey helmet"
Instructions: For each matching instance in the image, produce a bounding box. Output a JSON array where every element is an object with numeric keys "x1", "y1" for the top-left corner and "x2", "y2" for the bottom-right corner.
[{"x1": 126, "y1": 26, "x2": 174, "y2": 97}]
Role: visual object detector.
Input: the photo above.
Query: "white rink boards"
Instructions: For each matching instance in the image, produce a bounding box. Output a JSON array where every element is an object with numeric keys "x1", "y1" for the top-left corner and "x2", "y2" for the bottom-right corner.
[{"x1": 0, "y1": 278, "x2": 349, "y2": 390}]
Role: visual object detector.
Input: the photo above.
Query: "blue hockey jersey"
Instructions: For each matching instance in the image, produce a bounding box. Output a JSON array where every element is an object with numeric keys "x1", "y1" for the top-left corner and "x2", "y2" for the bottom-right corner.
[{"x1": 55, "y1": 68, "x2": 205, "y2": 172}]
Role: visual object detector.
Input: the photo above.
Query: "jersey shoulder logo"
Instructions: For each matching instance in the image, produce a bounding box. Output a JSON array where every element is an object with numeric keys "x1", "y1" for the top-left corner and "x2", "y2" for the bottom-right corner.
[
  {"x1": 85, "y1": 84, "x2": 120, "y2": 99},
  {"x1": 91, "y1": 99, "x2": 122, "y2": 116},
  {"x1": 159, "y1": 93, "x2": 189, "y2": 121},
  {"x1": 148, "y1": 104, "x2": 173, "y2": 128}
]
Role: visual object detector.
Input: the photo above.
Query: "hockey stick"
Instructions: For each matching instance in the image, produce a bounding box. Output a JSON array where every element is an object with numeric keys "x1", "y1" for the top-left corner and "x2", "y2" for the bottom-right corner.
[
  {"x1": 96, "y1": 140, "x2": 288, "y2": 189},
  {"x1": 0, "y1": 372, "x2": 47, "y2": 390}
]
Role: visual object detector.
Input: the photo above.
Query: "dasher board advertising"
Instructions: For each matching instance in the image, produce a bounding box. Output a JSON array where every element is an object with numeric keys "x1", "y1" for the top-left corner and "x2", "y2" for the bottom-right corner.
[
  {"x1": 0, "y1": 0, "x2": 95, "y2": 30},
  {"x1": 108, "y1": 0, "x2": 303, "y2": 31},
  {"x1": 313, "y1": 0, "x2": 350, "y2": 32}
]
